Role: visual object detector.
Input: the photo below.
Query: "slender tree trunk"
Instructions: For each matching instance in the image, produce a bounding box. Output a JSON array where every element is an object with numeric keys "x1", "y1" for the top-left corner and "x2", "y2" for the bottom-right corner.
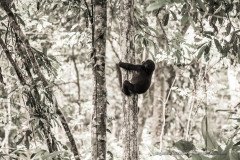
[
  {"x1": 91, "y1": 0, "x2": 107, "y2": 159},
  {"x1": 120, "y1": 0, "x2": 139, "y2": 159},
  {"x1": 151, "y1": 62, "x2": 175, "y2": 147},
  {"x1": 123, "y1": 95, "x2": 138, "y2": 160},
  {"x1": 71, "y1": 46, "x2": 81, "y2": 109},
  {"x1": 152, "y1": 63, "x2": 166, "y2": 146},
  {"x1": 56, "y1": 108, "x2": 80, "y2": 160},
  {"x1": 137, "y1": 92, "x2": 149, "y2": 143}
]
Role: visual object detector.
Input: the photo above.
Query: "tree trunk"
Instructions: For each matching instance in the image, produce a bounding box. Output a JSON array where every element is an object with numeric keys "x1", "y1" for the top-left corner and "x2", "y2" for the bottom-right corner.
[
  {"x1": 152, "y1": 63, "x2": 166, "y2": 146},
  {"x1": 138, "y1": 90, "x2": 152, "y2": 143},
  {"x1": 91, "y1": 0, "x2": 107, "y2": 159},
  {"x1": 151, "y1": 62, "x2": 175, "y2": 147},
  {"x1": 120, "y1": 0, "x2": 139, "y2": 159}
]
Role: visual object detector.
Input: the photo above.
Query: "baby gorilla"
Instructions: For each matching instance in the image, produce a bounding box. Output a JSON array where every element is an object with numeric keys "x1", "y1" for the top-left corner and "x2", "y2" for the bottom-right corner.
[{"x1": 118, "y1": 59, "x2": 155, "y2": 96}]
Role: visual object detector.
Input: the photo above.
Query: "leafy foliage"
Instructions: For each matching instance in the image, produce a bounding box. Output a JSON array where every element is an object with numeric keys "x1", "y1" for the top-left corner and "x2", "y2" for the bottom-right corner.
[{"x1": 0, "y1": 0, "x2": 240, "y2": 159}]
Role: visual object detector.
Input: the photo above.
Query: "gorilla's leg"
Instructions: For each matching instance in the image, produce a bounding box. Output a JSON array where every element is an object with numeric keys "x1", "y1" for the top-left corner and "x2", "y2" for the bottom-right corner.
[{"x1": 122, "y1": 80, "x2": 134, "y2": 96}]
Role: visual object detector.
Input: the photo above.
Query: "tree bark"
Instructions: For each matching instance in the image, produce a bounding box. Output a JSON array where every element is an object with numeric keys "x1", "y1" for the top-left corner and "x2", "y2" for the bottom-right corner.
[
  {"x1": 120, "y1": 0, "x2": 139, "y2": 159},
  {"x1": 138, "y1": 92, "x2": 149, "y2": 143},
  {"x1": 152, "y1": 63, "x2": 166, "y2": 146},
  {"x1": 91, "y1": 0, "x2": 107, "y2": 159}
]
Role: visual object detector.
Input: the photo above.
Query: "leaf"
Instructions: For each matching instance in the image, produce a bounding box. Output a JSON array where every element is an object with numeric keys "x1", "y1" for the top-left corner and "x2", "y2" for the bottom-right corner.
[
  {"x1": 222, "y1": 41, "x2": 230, "y2": 57},
  {"x1": 209, "y1": 17, "x2": 218, "y2": 33},
  {"x1": 196, "y1": 0, "x2": 207, "y2": 11},
  {"x1": 214, "y1": 39, "x2": 223, "y2": 53},
  {"x1": 0, "y1": 15, "x2": 7, "y2": 21},
  {"x1": 138, "y1": 17, "x2": 148, "y2": 26},
  {"x1": 48, "y1": 55, "x2": 59, "y2": 64},
  {"x1": 143, "y1": 38, "x2": 148, "y2": 47},
  {"x1": 225, "y1": 3, "x2": 234, "y2": 13},
  {"x1": 193, "y1": 12, "x2": 198, "y2": 23},
  {"x1": 163, "y1": 13, "x2": 169, "y2": 26},
  {"x1": 52, "y1": 4, "x2": 58, "y2": 10},
  {"x1": 230, "y1": 30, "x2": 240, "y2": 43},
  {"x1": 16, "y1": 136, "x2": 24, "y2": 145},
  {"x1": 63, "y1": 145, "x2": 68, "y2": 150},
  {"x1": 24, "y1": 137, "x2": 30, "y2": 149},
  {"x1": 30, "y1": 153, "x2": 36, "y2": 159},
  {"x1": 148, "y1": 27, "x2": 159, "y2": 36},
  {"x1": 181, "y1": 15, "x2": 189, "y2": 26},
  {"x1": 203, "y1": 31, "x2": 214, "y2": 36},
  {"x1": 174, "y1": 139, "x2": 195, "y2": 152},
  {"x1": 0, "y1": 67, "x2": 5, "y2": 85},
  {"x1": 196, "y1": 43, "x2": 208, "y2": 60},
  {"x1": 201, "y1": 116, "x2": 218, "y2": 151},
  {"x1": 218, "y1": 15, "x2": 223, "y2": 25},
  {"x1": 107, "y1": 151, "x2": 113, "y2": 159},
  {"x1": 170, "y1": 10, "x2": 177, "y2": 20},
  {"x1": 204, "y1": 42, "x2": 211, "y2": 61},
  {"x1": 37, "y1": 1, "x2": 40, "y2": 10},
  {"x1": 174, "y1": 50, "x2": 181, "y2": 64},
  {"x1": 71, "y1": 23, "x2": 79, "y2": 31},
  {"x1": 146, "y1": 0, "x2": 170, "y2": 11},
  {"x1": 204, "y1": 47, "x2": 210, "y2": 61},
  {"x1": 226, "y1": 23, "x2": 231, "y2": 35},
  {"x1": 106, "y1": 128, "x2": 111, "y2": 133},
  {"x1": 16, "y1": 14, "x2": 25, "y2": 26}
]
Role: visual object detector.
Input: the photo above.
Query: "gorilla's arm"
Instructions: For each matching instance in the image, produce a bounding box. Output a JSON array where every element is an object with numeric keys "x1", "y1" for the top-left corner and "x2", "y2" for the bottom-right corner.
[
  {"x1": 118, "y1": 59, "x2": 155, "y2": 96},
  {"x1": 118, "y1": 62, "x2": 143, "y2": 71}
]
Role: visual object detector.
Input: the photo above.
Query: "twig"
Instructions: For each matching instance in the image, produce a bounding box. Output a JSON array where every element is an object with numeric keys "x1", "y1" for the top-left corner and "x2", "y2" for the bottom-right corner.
[
  {"x1": 185, "y1": 94, "x2": 195, "y2": 140},
  {"x1": 71, "y1": 45, "x2": 81, "y2": 108},
  {"x1": 157, "y1": 17, "x2": 169, "y2": 48},
  {"x1": 159, "y1": 76, "x2": 176, "y2": 151},
  {"x1": 108, "y1": 39, "x2": 121, "y2": 61}
]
